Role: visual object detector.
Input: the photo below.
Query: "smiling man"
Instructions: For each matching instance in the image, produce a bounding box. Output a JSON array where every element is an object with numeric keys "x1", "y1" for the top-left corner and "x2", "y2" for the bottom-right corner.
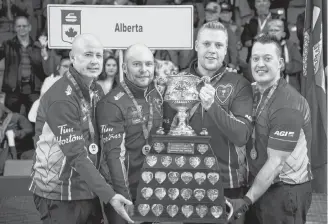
[
  {"x1": 30, "y1": 34, "x2": 134, "y2": 224},
  {"x1": 97, "y1": 43, "x2": 163, "y2": 224},
  {"x1": 230, "y1": 34, "x2": 313, "y2": 224},
  {"x1": 163, "y1": 21, "x2": 253, "y2": 224}
]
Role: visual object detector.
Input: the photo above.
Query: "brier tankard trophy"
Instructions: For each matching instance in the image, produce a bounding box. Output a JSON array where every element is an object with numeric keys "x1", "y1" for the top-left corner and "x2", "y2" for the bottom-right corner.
[
  {"x1": 164, "y1": 72, "x2": 202, "y2": 136},
  {"x1": 133, "y1": 71, "x2": 233, "y2": 223}
]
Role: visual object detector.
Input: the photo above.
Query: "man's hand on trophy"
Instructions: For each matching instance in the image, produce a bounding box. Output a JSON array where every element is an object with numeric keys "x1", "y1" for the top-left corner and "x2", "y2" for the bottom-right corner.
[
  {"x1": 125, "y1": 204, "x2": 135, "y2": 217},
  {"x1": 109, "y1": 194, "x2": 135, "y2": 223},
  {"x1": 199, "y1": 83, "x2": 215, "y2": 110}
]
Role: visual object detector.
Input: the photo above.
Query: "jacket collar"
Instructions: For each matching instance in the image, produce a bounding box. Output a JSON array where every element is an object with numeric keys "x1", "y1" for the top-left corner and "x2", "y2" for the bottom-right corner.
[
  {"x1": 258, "y1": 77, "x2": 285, "y2": 96},
  {"x1": 68, "y1": 66, "x2": 98, "y2": 102},
  {"x1": 12, "y1": 36, "x2": 35, "y2": 48},
  {"x1": 189, "y1": 59, "x2": 228, "y2": 82},
  {"x1": 123, "y1": 76, "x2": 156, "y2": 100}
]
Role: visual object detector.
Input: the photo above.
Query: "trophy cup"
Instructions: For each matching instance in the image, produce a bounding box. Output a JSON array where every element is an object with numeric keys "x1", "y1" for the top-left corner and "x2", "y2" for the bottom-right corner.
[{"x1": 164, "y1": 72, "x2": 202, "y2": 136}]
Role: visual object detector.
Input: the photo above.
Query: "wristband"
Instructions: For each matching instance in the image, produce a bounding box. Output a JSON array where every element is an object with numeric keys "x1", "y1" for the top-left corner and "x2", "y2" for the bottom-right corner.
[{"x1": 243, "y1": 195, "x2": 253, "y2": 206}]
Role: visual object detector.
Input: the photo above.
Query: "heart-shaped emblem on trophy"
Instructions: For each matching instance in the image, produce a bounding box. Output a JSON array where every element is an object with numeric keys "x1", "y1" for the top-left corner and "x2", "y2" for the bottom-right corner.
[
  {"x1": 141, "y1": 187, "x2": 153, "y2": 200},
  {"x1": 207, "y1": 172, "x2": 220, "y2": 185},
  {"x1": 168, "y1": 188, "x2": 179, "y2": 200},
  {"x1": 167, "y1": 205, "x2": 179, "y2": 218},
  {"x1": 204, "y1": 157, "x2": 216, "y2": 168},
  {"x1": 175, "y1": 155, "x2": 186, "y2": 167},
  {"x1": 153, "y1": 142, "x2": 165, "y2": 153},
  {"x1": 189, "y1": 157, "x2": 201, "y2": 168},
  {"x1": 181, "y1": 188, "x2": 192, "y2": 201},
  {"x1": 146, "y1": 155, "x2": 157, "y2": 167},
  {"x1": 207, "y1": 189, "x2": 219, "y2": 201},
  {"x1": 155, "y1": 171, "x2": 167, "y2": 184},
  {"x1": 193, "y1": 188, "x2": 205, "y2": 201},
  {"x1": 152, "y1": 204, "x2": 164, "y2": 217},
  {"x1": 141, "y1": 171, "x2": 153, "y2": 184},
  {"x1": 168, "y1": 171, "x2": 180, "y2": 184},
  {"x1": 161, "y1": 155, "x2": 172, "y2": 167},
  {"x1": 194, "y1": 172, "x2": 206, "y2": 185},
  {"x1": 182, "y1": 205, "x2": 194, "y2": 218},
  {"x1": 154, "y1": 187, "x2": 166, "y2": 200},
  {"x1": 196, "y1": 205, "x2": 208, "y2": 218},
  {"x1": 181, "y1": 172, "x2": 193, "y2": 184},
  {"x1": 211, "y1": 206, "x2": 223, "y2": 218},
  {"x1": 197, "y1": 144, "x2": 209, "y2": 155},
  {"x1": 138, "y1": 204, "x2": 150, "y2": 216}
]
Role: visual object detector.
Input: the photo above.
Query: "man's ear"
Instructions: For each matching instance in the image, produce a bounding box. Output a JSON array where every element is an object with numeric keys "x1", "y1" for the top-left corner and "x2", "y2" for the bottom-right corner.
[
  {"x1": 195, "y1": 40, "x2": 199, "y2": 52},
  {"x1": 69, "y1": 51, "x2": 74, "y2": 63},
  {"x1": 122, "y1": 62, "x2": 127, "y2": 74},
  {"x1": 279, "y1": 57, "x2": 285, "y2": 71}
]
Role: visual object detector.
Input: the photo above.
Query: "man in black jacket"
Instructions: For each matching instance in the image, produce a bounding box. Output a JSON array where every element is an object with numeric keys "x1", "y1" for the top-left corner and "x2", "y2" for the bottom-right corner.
[{"x1": 0, "y1": 16, "x2": 47, "y2": 113}]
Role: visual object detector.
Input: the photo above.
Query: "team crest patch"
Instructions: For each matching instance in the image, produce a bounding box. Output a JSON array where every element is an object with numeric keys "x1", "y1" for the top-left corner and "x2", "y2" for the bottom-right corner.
[
  {"x1": 216, "y1": 84, "x2": 233, "y2": 104},
  {"x1": 61, "y1": 10, "x2": 81, "y2": 44}
]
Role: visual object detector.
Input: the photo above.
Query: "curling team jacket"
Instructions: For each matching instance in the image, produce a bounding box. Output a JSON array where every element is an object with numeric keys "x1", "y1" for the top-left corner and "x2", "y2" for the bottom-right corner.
[
  {"x1": 163, "y1": 60, "x2": 254, "y2": 189},
  {"x1": 29, "y1": 66, "x2": 116, "y2": 203},
  {"x1": 96, "y1": 77, "x2": 163, "y2": 200}
]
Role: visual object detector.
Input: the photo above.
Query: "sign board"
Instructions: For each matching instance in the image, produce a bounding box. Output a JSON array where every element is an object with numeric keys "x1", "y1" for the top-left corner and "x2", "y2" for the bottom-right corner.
[{"x1": 47, "y1": 5, "x2": 194, "y2": 50}]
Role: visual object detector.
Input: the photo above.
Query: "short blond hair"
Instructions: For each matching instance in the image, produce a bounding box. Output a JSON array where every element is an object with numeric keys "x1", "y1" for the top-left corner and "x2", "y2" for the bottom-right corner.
[{"x1": 197, "y1": 21, "x2": 228, "y2": 43}]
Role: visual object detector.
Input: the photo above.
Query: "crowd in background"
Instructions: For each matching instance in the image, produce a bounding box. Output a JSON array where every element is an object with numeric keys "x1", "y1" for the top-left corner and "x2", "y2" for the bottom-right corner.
[{"x1": 0, "y1": 0, "x2": 306, "y2": 171}]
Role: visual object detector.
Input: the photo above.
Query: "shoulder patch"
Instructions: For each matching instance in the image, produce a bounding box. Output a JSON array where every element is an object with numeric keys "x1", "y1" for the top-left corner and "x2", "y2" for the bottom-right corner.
[
  {"x1": 216, "y1": 83, "x2": 234, "y2": 104},
  {"x1": 114, "y1": 91, "x2": 125, "y2": 101},
  {"x1": 65, "y1": 85, "x2": 72, "y2": 96}
]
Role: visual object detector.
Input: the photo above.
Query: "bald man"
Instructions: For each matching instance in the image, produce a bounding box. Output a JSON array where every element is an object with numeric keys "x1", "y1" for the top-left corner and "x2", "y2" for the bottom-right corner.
[
  {"x1": 30, "y1": 34, "x2": 134, "y2": 224},
  {"x1": 97, "y1": 43, "x2": 163, "y2": 224}
]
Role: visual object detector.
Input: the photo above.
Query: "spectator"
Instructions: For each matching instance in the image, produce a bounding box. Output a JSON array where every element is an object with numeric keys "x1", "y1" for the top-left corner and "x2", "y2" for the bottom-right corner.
[
  {"x1": 205, "y1": 0, "x2": 238, "y2": 68},
  {"x1": 97, "y1": 56, "x2": 119, "y2": 95},
  {"x1": 267, "y1": 19, "x2": 302, "y2": 92},
  {"x1": 0, "y1": 103, "x2": 33, "y2": 173},
  {"x1": 241, "y1": 0, "x2": 281, "y2": 63},
  {"x1": 28, "y1": 54, "x2": 71, "y2": 123},
  {"x1": 0, "y1": 16, "x2": 47, "y2": 114}
]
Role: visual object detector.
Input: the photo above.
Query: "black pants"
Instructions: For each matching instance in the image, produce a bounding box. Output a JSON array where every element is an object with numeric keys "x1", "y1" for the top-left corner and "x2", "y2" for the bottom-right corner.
[
  {"x1": 33, "y1": 194, "x2": 103, "y2": 224},
  {"x1": 4, "y1": 91, "x2": 39, "y2": 113},
  {"x1": 245, "y1": 181, "x2": 312, "y2": 224}
]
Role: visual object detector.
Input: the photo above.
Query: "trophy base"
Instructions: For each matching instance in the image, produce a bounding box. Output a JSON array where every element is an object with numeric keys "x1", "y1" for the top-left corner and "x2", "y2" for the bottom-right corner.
[{"x1": 168, "y1": 125, "x2": 196, "y2": 136}]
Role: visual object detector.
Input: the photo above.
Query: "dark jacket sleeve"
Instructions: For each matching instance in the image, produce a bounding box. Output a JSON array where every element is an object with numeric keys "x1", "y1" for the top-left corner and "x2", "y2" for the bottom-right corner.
[
  {"x1": 227, "y1": 26, "x2": 238, "y2": 66},
  {"x1": 46, "y1": 100, "x2": 116, "y2": 203},
  {"x1": 96, "y1": 100, "x2": 131, "y2": 201},
  {"x1": 13, "y1": 113, "x2": 33, "y2": 139},
  {"x1": 241, "y1": 18, "x2": 258, "y2": 45},
  {"x1": 285, "y1": 42, "x2": 302, "y2": 75},
  {"x1": 0, "y1": 41, "x2": 6, "y2": 60},
  {"x1": 207, "y1": 80, "x2": 253, "y2": 146}
]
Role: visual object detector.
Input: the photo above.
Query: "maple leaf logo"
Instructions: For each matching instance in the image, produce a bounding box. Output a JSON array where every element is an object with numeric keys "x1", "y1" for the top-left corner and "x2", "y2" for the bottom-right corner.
[{"x1": 65, "y1": 27, "x2": 77, "y2": 39}]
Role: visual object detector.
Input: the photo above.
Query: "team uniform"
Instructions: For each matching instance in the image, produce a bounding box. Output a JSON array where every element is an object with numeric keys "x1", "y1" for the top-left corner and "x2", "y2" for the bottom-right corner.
[
  {"x1": 97, "y1": 77, "x2": 163, "y2": 224},
  {"x1": 246, "y1": 78, "x2": 313, "y2": 224},
  {"x1": 30, "y1": 67, "x2": 114, "y2": 223}
]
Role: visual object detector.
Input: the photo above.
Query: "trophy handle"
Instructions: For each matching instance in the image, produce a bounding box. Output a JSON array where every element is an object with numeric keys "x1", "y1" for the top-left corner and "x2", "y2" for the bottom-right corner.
[{"x1": 225, "y1": 198, "x2": 234, "y2": 221}]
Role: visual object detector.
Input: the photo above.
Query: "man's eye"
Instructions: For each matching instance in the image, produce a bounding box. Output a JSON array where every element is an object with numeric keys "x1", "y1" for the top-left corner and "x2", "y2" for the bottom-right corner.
[{"x1": 252, "y1": 57, "x2": 259, "y2": 62}]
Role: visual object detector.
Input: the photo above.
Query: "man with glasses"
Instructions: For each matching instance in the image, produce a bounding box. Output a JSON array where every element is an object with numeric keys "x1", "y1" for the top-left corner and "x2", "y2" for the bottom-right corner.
[{"x1": 0, "y1": 16, "x2": 48, "y2": 113}]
